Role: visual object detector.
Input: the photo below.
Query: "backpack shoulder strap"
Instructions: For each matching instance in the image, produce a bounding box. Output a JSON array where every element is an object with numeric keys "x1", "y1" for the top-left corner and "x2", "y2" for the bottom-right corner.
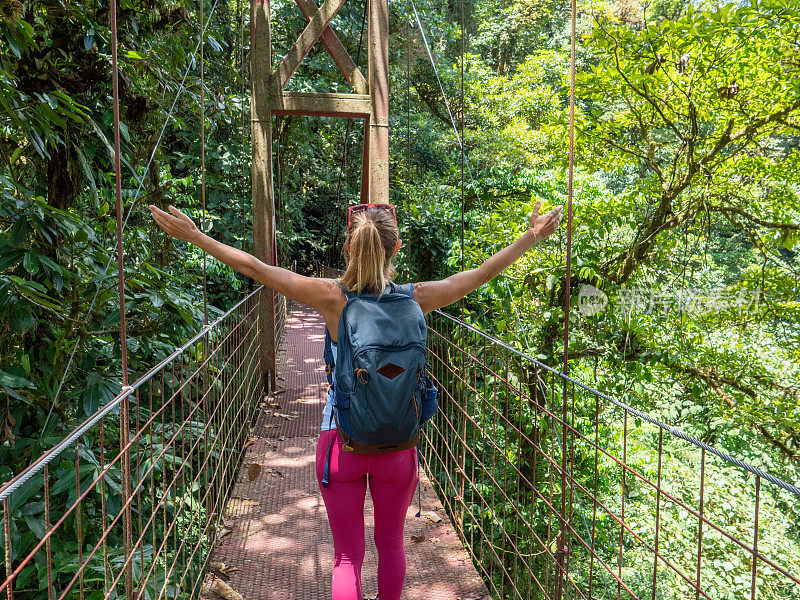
[
  {"x1": 336, "y1": 280, "x2": 357, "y2": 300},
  {"x1": 391, "y1": 281, "x2": 414, "y2": 299},
  {"x1": 323, "y1": 327, "x2": 335, "y2": 387}
]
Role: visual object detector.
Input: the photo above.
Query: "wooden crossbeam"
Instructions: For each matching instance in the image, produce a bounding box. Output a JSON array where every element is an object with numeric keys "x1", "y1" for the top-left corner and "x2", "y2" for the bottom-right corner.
[
  {"x1": 293, "y1": 0, "x2": 368, "y2": 95},
  {"x1": 272, "y1": 0, "x2": 349, "y2": 90},
  {"x1": 271, "y1": 92, "x2": 370, "y2": 118}
]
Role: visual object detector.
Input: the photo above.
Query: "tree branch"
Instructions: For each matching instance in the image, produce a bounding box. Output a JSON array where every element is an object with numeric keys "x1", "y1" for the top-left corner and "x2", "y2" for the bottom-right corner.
[
  {"x1": 710, "y1": 204, "x2": 800, "y2": 231},
  {"x1": 671, "y1": 362, "x2": 800, "y2": 465}
]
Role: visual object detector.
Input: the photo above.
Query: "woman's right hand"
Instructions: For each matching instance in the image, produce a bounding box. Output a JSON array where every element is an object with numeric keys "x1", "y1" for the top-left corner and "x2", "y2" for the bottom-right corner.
[
  {"x1": 528, "y1": 200, "x2": 564, "y2": 243},
  {"x1": 149, "y1": 204, "x2": 201, "y2": 243}
]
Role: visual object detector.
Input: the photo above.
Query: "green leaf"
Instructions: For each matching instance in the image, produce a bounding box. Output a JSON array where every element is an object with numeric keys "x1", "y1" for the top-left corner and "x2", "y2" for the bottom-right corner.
[
  {"x1": 0, "y1": 249, "x2": 24, "y2": 271},
  {"x1": 24, "y1": 516, "x2": 46, "y2": 540},
  {"x1": 7, "y1": 38, "x2": 21, "y2": 59},
  {"x1": 43, "y1": 93, "x2": 58, "y2": 109},
  {"x1": 83, "y1": 387, "x2": 99, "y2": 416},
  {"x1": 10, "y1": 147, "x2": 24, "y2": 164},
  {"x1": 1, "y1": 385, "x2": 28, "y2": 403},
  {"x1": 22, "y1": 252, "x2": 39, "y2": 275},
  {"x1": 150, "y1": 292, "x2": 165, "y2": 308},
  {"x1": 207, "y1": 36, "x2": 223, "y2": 53},
  {"x1": 0, "y1": 369, "x2": 34, "y2": 389},
  {"x1": 10, "y1": 302, "x2": 34, "y2": 332},
  {"x1": 119, "y1": 121, "x2": 130, "y2": 143}
]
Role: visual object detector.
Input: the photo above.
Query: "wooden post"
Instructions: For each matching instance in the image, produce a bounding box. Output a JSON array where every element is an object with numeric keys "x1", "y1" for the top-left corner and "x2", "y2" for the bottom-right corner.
[
  {"x1": 366, "y1": 0, "x2": 389, "y2": 203},
  {"x1": 251, "y1": 0, "x2": 277, "y2": 392}
]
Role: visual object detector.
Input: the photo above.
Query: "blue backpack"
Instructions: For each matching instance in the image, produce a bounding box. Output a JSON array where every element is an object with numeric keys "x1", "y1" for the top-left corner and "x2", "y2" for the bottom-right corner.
[{"x1": 321, "y1": 281, "x2": 438, "y2": 495}]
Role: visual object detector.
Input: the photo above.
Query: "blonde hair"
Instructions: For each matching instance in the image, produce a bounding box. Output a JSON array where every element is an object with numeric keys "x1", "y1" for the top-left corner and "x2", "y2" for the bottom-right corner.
[{"x1": 338, "y1": 207, "x2": 398, "y2": 295}]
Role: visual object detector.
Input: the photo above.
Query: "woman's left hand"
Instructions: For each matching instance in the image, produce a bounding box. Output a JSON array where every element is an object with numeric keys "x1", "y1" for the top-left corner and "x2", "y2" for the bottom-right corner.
[
  {"x1": 528, "y1": 200, "x2": 563, "y2": 243},
  {"x1": 149, "y1": 205, "x2": 201, "y2": 243}
]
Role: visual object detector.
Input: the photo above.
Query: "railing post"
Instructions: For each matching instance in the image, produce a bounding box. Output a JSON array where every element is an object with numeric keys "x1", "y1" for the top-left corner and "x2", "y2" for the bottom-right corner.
[
  {"x1": 251, "y1": 0, "x2": 278, "y2": 393},
  {"x1": 456, "y1": 320, "x2": 467, "y2": 525},
  {"x1": 43, "y1": 466, "x2": 52, "y2": 600},
  {"x1": 3, "y1": 498, "x2": 12, "y2": 600},
  {"x1": 554, "y1": 378, "x2": 569, "y2": 600},
  {"x1": 120, "y1": 392, "x2": 134, "y2": 600}
]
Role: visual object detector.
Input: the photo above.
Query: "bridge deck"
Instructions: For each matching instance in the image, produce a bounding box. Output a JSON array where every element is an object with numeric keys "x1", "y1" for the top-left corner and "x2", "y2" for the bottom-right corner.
[{"x1": 205, "y1": 303, "x2": 490, "y2": 600}]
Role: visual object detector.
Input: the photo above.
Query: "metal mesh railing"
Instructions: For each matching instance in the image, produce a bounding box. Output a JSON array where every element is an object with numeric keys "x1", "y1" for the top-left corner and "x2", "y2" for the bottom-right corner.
[
  {"x1": 421, "y1": 309, "x2": 800, "y2": 600},
  {"x1": 317, "y1": 264, "x2": 341, "y2": 280},
  {"x1": 274, "y1": 260, "x2": 297, "y2": 347},
  {"x1": 275, "y1": 288, "x2": 287, "y2": 350},
  {"x1": 0, "y1": 289, "x2": 265, "y2": 600}
]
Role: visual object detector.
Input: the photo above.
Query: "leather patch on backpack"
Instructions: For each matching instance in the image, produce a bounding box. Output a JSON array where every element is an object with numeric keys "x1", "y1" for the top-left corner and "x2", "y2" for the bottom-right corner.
[{"x1": 377, "y1": 362, "x2": 405, "y2": 380}]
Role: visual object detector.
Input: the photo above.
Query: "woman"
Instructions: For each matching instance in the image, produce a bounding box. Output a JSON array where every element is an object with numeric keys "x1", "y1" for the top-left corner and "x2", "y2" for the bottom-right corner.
[{"x1": 148, "y1": 200, "x2": 563, "y2": 600}]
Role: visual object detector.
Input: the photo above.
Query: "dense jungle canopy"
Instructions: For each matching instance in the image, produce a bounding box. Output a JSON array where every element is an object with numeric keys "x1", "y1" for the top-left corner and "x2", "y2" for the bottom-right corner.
[{"x1": 0, "y1": 0, "x2": 799, "y2": 597}]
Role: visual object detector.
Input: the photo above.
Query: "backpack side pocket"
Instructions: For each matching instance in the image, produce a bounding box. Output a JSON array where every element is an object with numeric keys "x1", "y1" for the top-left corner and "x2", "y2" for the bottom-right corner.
[
  {"x1": 419, "y1": 373, "x2": 438, "y2": 424},
  {"x1": 332, "y1": 389, "x2": 352, "y2": 438}
]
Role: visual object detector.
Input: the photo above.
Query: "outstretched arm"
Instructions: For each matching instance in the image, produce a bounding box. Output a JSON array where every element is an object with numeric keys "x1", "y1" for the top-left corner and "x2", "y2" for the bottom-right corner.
[
  {"x1": 414, "y1": 200, "x2": 564, "y2": 315},
  {"x1": 148, "y1": 204, "x2": 334, "y2": 310}
]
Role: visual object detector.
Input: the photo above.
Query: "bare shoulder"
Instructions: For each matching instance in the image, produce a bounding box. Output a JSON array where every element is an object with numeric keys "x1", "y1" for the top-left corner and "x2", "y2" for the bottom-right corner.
[
  {"x1": 412, "y1": 281, "x2": 434, "y2": 316},
  {"x1": 313, "y1": 278, "x2": 347, "y2": 338},
  {"x1": 317, "y1": 277, "x2": 347, "y2": 308}
]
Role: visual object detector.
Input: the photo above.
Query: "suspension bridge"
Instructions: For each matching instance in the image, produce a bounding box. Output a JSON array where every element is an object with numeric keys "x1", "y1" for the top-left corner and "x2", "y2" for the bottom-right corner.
[{"x1": 1, "y1": 0, "x2": 799, "y2": 599}]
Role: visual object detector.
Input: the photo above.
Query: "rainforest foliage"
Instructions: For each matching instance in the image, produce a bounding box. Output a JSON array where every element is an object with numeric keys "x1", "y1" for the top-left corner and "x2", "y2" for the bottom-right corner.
[{"x1": 0, "y1": 0, "x2": 799, "y2": 598}]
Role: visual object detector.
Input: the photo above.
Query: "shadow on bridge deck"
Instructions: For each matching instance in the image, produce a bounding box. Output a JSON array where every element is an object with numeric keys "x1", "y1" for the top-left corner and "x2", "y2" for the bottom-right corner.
[{"x1": 204, "y1": 303, "x2": 490, "y2": 600}]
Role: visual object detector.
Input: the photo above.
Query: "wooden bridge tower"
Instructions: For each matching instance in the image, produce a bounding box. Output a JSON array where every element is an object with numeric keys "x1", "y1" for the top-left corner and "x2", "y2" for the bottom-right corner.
[{"x1": 250, "y1": 0, "x2": 389, "y2": 389}]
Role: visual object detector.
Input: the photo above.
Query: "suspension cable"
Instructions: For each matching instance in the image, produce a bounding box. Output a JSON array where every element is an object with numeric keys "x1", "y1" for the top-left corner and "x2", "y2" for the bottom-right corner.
[
  {"x1": 39, "y1": 0, "x2": 223, "y2": 436},
  {"x1": 201, "y1": 0, "x2": 208, "y2": 326},
  {"x1": 563, "y1": 0, "x2": 576, "y2": 376},
  {"x1": 556, "y1": 0, "x2": 578, "y2": 582},
  {"x1": 459, "y1": 0, "x2": 465, "y2": 319},
  {"x1": 277, "y1": 118, "x2": 290, "y2": 267},
  {"x1": 110, "y1": 0, "x2": 127, "y2": 389},
  {"x1": 410, "y1": 3, "x2": 613, "y2": 585},
  {"x1": 406, "y1": 0, "x2": 411, "y2": 200},
  {"x1": 110, "y1": 2, "x2": 135, "y2": 587},
  {"x1": 240, "y1": 0, "x2": 249, "y2": 289},
  {"x1": 331, "y1": 0, "x2": 369, "y2": 262},
  {"x1": 347, "y1": 6, "x2": 369, "y2": 182},
  {"x1": 409, "y1": 0, "x2": 536, "y2": 355}
]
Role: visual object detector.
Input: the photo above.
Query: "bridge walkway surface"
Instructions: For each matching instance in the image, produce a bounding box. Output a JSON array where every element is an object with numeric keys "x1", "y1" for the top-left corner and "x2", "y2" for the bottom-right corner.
[{"x1": 203, "y1": 303, "x2": 490, "y2": 600}]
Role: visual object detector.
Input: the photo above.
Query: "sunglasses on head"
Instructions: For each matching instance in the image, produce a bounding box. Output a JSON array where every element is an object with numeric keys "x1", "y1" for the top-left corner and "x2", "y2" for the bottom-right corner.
[{"x1": 347, "y1": 203, "x2": 397, "y2": 231}]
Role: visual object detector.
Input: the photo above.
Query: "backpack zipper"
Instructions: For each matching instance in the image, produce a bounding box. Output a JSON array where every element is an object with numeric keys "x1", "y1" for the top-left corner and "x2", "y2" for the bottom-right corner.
[
  {"x1": 338, "y1": 293, "x2": 424, "y2": 345},
  {"x1": 411, "y1": 374, "x2": 420, "y2": 420},
  {"x1": 351, "y1": 342, "x2": 426, "y2": 369}
]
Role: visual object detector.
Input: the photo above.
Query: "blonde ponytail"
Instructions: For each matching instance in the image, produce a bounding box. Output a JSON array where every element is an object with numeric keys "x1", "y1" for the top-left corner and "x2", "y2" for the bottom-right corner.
[{"x1": 339, "y1": 207, "x2": 398, "y2": 295}]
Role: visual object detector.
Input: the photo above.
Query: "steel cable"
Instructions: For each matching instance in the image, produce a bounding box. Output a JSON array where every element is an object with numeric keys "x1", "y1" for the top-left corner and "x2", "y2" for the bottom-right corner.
[{"x1": 39, "y1": 0, "x2": 223, "y2": 435}]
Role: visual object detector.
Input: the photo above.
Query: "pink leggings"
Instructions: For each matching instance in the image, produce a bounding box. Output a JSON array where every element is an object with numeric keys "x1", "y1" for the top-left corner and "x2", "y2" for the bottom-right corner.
[{"x1": 315, "y1": 428, "x2": 419, "y2": 600}]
